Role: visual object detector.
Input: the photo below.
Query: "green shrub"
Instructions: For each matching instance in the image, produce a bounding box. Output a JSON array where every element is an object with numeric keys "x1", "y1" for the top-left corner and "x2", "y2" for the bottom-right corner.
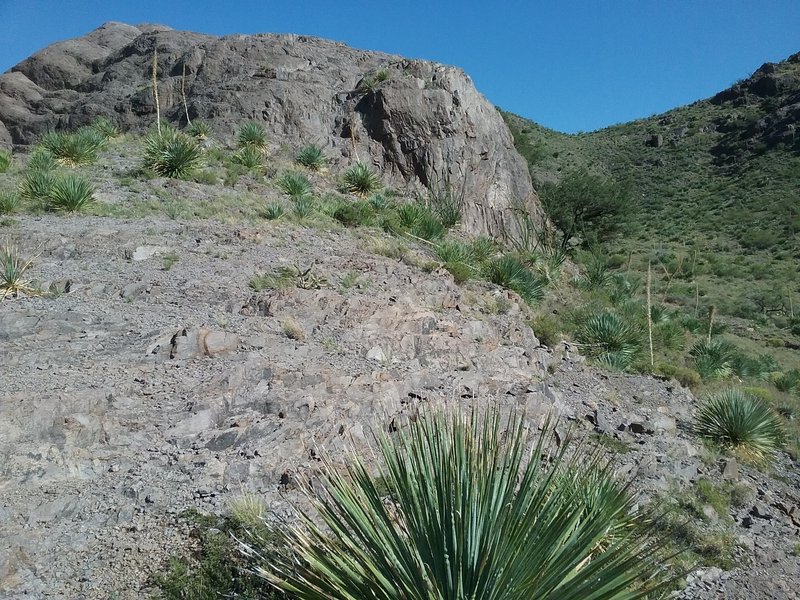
[
  {"x1": 237, "y1": 121, "x2": 267, "y2": 151},
  {"x1": 233, "y1": 145, "x2": 263, "y2": 170},
  {"x1": 484, "y1": 255, "x2": 546, "y2": 305},
  {"x1": 27, "y1": 148, "x2": 57, "y2": 172},
  {"x1": 693, "y1": 388, "x2": 786, "y2": 461},
  {"x1": 186, "y1": 121, "x2": 211, "y2": 140},
  {"x1": 19, "y1": 169, "x2": 56, "y2": 201},
  {"x1": 91, "y1": 117, "x2": 120, "y2": 139},
  {"x1": 772, "y1": 369, "x2": 800, "y2": 394},
  {"x1": 0, "y1": 149, "x2": 11, "y2": 173},
  {"x1": 253, "y1": 407, "x2": 677, "y2": 598},
  {"x1": 576, "y1": 311, "x2": 641, "y2": 370},
  {"x1": 276, "y1": 171, "x2": 312, "y2": 199},
  {"x1": 427, "y1": 174, "x2": 464, "y2": 229},
  {"x1": 358, "y1": 68, "x2": 391, "y2": 93},
  {"x1": 367, "y1": 192, "x2": 391, "y2": 212},
  {"x1": 690, "y1": 339, "x2": 737, "y2": 380},
  {"x1": 395, "y1": 202, "x2": 445, "y2": 241},
  {"x1": 435, "y1": 239, "x2": 474, "y2": 265},
  {"x1": 0, "y1": 191, "x2": 20, "y2": 215},
  {"x1": 342, "y1": 163, "x2": 381, "y2": 196},
  {"x1": 654, "y1": 363, "x2": 702, "y2": 389},
  {"x1": 413, "y1": 212, "x2": 446, "y2": 241},
  {"x1": 45, "y1": 173, "x2": 95, "y2": 212},
  {"x1": 531, "y1": 314, "x2": 563, "y2": 347},
  {"x1": 39, "y1": 128, "x2": 106, "y2": 166},
  {"x1": 444, "y1": 261, "x2": 472, "y2": 284},
  {"x1": 143, "y1": 127, "x2": 203, "y2": 178},
  {"x1": 295, "y1": 144, "x2": 327, "y2": 170},
  {"x1": 333, "y1": 201, "x2": 374, "y2": 227},
  {"x1": 263, "y1": 202, "x2": 285, "y2": 220},
  {"x1": 292, "y1": 195, "x2": 316, "y2": 218},
  {"x1": 469, "y1": 236, "x2": 497, "y2": 262}
]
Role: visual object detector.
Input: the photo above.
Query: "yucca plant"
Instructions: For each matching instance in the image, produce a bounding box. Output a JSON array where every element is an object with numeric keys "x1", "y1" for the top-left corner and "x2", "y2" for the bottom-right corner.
[
  {"x1": 0, "y1": 191, "x2": 19, "y2": 214},
  {"x1": 435, "y1": 239, "x2": 474, "y2": 265},
  {"x1": 333, "y1": 201, "x2": 374, "y2": 227},
  {"x1": 0, "y1": 149, "x2": 11, "y2": 173},
  {"x1": 19, "y1": 169, "x2": 56, "y2": 201},
  {"x1": 237, "y1": 121, "x2": 267, "y2": 152},
  {"x1": 39, "y1": 128, "x2": 106, "y2": 167},
  {"x1": 368, "y1": 192, "x2": 391, "y2": 212},
  {"x1": 576, "y1": 312, "x2": 641, "y2": 370},
  {"x1": 263, "y1": 202, "x2": 285, "y2": 220},
  {"x1": 27, "y1": 148, "x2": 58, "y2": 172},
  {"x1": 694, "y1": 388, "x2": 786, "y2": 462},
  {"x1": 342, "y1": 163, "x2": 382, "y2": 196},
  {"x1": 277, "y1": 171, "x2": 312, "y2": 199},
  {"x1": 469, "y1": 236, "x2": 497, "y2": 263},
  {"x1": 251, "y1": 407, "x2": 677, "y2": 599},
  {"x1": 484, "y1": 255, "x2": 546, "y2": 305},
  {"x1": 91, "y1": 117, "x2": 120, "y2": 139},
  {"x1": 186, "y1": 121, "x2": 211, "y2": 140},
  {"x1": 293, "y1": 196, "x2": 316, "y2": 218},
  {"x1": 296, "y1": 144, "x2": 327, "y2": 171},
  {"x1": 772, "y1": 369, "x2": 800, "y2": 394},
  {"x1": 233, "y1": 145, "x2": 264, "y2": 170},
  {"x1": 45, "y1": 173, "x2": 95, "y2": 212},
  {"x1": 1, "y1": 243, "x2": 39, "y2": 300},
  {"x1": 143, "y1": 127, "x2": 203, "y2": 179},
  {"x1": 690, "y1": 338, "x2": 737, "y2": 380}
]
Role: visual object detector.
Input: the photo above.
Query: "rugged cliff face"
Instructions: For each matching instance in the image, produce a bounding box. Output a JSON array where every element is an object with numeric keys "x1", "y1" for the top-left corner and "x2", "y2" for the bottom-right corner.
[{"x1": 0, "y1": 22, "x2": 540, "y2": 238}]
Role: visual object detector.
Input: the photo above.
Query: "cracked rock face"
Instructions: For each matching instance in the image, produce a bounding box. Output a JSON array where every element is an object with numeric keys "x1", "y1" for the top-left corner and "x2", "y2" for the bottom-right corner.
[{"x1": 0, "y1": 22, "x2": 540, "y2": 239}]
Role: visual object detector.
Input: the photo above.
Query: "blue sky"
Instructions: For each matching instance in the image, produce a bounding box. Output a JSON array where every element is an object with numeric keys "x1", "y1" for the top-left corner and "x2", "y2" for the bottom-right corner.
[{"x1": 1, "y1": 1, "x2": 798, "y2": 133}]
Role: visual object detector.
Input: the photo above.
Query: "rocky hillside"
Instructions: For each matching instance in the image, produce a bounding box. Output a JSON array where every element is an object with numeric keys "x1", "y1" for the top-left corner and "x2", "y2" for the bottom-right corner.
[{"x1": 0, "y1": 22, "x2": 539, "y2": 239}]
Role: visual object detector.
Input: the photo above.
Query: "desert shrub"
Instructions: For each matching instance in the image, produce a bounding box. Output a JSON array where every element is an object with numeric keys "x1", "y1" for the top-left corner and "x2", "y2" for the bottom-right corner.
[
  {"x1": 39, "y1": 128, "x2": 107, "y2": 166},
  {"x1": 237, "y1": 121, "x2": 267, "y2": 151},
  {"x1": 276, "y1": 171, "x2": 312, "y2": 199},
  {"x1": 427, "y1": 174, "x2": 464, "y2": 228},
  {"x1": 469, "y1": 236, "x2": 497, "y2": 262},
  {"x1": 395, "y1": 202, "x2": 445, "y2": 241},
  {"x1": 731, "y1": 353, "x2": 778, "y2": 380},
  {"x1": 45, "y1": 173, "x2": 95, "y2": 212},
  {"x1": 19, "y1": 169, "x2": 56, "y2": 201},
  {"x1": 292, "y1": 195, "x2": 316, "y2": 218},
  {"x1": 0, "y1": 191, "x2": 19, "y2": 215},
  {"x1": 358, "y1": 68, "x2": 391, "y2": 92},
  {"x1": 295, "y1": 144, "x2": 327, "y2": 170},
  {"x1": 186, "y1": 121, "x2": 211, "y2": 140},
  {"x1": 531, "y1": 314, "x2": 563, "y2": 347},
  {"x1": 435, "y1": 239, "x2": 474, "y2": 265},
  {"x1": 332, "y1": 201, "x2": 373, "y2": 227},
  {"x1": 693, "y1": 388, "x2": 786, "y2": 461},
  {"x1": 484, "y1": 255, "x2": 546, "y2": 305},
  {"x1": 143, "y1": 127, "x2": 203, "y2": 178},
  {"x1": 1, "y1": 243, "x2": 38, "y2": 300},
  {"x1": 690, "y1": 338, "x2": 737, "y2": 380},
  {"x1": 27, "y1": 148, "x2": 58, "y2": 172},
  {"x1": 773, "y1": 369, "x2": 800, "y2": 393},
  {"x1": 342, "y1": 163, "x2": 381, "y2": 196},
  {"x1": 0, "y1": 149, "x2": 11, "y2": 173},
  {"x1": 91, "y1": 117, "x2": 120, "y2": 139},
  {"x1": 367, "y1": 192, "x2": 391, "y2": 212},
  {"x1": 252, "y1": 407, "x2": 677, "y2": 599},
  {"x1": 576, "y1": 311, "x2": 641, "y2": 370},
  {"x1": 654, "y1": 363, "x2": 702, "y2": 389},
  {"x1": 233, "y1": 145, "x2": 263, "y2": 170},
  {"x1": 263, "y1": 202, "x2": 285, "y2": 220}
]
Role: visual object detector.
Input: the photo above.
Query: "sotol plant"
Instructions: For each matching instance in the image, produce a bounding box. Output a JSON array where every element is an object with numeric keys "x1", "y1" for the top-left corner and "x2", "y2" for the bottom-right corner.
[
  {"x1": 237, "y1": 121, "x2": 267, "y2": 152},
  {"x1": 1, "y1": 243, "x2": 38, "y2": 300},
  {"x1": 690, "y1": 338, "x2": 737, "y2": 380},
  {"x1": 342, "y1": 163, "x2": 382, "y2": 196},
  {"x1": 39, "y1": 128, "x2": 107, "y2": 167},
  {"x1": 296, "y1": 144, "x2": 327, "y2": 171},
  {"x1": 143, "y1": 127, "x2": 203, "y2": 179},
  {"x1": 576, "y1": 311, "x2": 641, "y2": 370},
  {"x1": 484, "y1": 255, "x2": 546, "y2": 305},
  {"x1": 250, "y1": 407, "x2": 678, "y2": 599},
  {"x1": 45, "y1": 173, "x2": 95, "y2": 212},
  {"x1": 694, "y1": 388, "x2": 786, "y2": 462},
  {"x1": 276, "y1": 171, "x2": 312, "y2": 199},
  {"x1": 0, "y1": 149, "x2": 12, "y2": 173}
]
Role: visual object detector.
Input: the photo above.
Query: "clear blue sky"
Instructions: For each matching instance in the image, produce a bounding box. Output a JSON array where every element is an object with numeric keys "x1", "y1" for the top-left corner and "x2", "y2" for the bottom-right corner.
[{"x1": 1, "y1": 0, "x2": 798, "y2": 133}]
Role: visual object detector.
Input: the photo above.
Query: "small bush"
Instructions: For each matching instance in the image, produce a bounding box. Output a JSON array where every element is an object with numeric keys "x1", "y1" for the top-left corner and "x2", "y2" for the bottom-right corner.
[
  {"x1": 444, "y1": 261, "x2": 472, "y2": 284},
  {"x1": 263, "y1": 202, "x2": 285, "y2": 220},
  {"x1": 772, "y1": 369, "x2": 800, "y2": 394},
  {"x1": 237, "y1": 121, "x2": 267, "y2": 151},
  {"x1": 19, "y1": 169, "x2": 56, "y2": 201},
  {"x1": 484, "y1": 255, "x2": 546, "y2": 305},
  {"x1": 186, "y1": 121, "x2": 211, "y2": 140},
  {"x1": 27, "y1": 148, "x2": 58, "y2": 172},
  {"x1": 1, "y1": 243, "x2": 38, "y2": 299},
  {"x1": 0, "y1": 191, "x2": 20, "y2": 215},
  {"x1": 292, "y1": 196, "x2": 316, "y2": 218},
  {"x1": 531, "y1": 314, "x2": 563, "y2": 347},
  {"x1": 333, "y1": 201, "x2": 373, "y2": 227},
  {"x1": 342, "y1": 163, "x2": 381, "y2": 196},
  {"x1": 690, "y1": 339, "x2": 737, "y2": 380},
  {"x1": 435, "y1": 239, "x2": 474, "y2": 265},
  {"x1": 358, "y1": 68, "x2": 391, "y2": 93},
  {"x1": 143, "y1": 128, "x2": 203, "y2": 179},
  {"x1": 296, "y1": 144, "x2": 327, "y2": 170},
  {"x1": 0, "y1": 149, "x2": 12, "y2": 173},
  {"x1": 693, "y1": 388, "x2": 786, "y2": 461},
  {"x1": 654, "y1": 363, "x2": 702, "y2": 389},
  {"x1": 276, "y1": 171, "x2": 312, "y2": 199},
  {"x1": 233, "y1": 145, "x2": 263, "y2": 170},
  {"x1": 368, "y1": 192, "x2": 391, "y2": 212},
  {"x1": 576, "y1": 312, "x2": 641, "y2": 370},
  {"x1": 281, "y1": 317, "x2": 306, "y2": 341},
  {"x1": 40, "y1": 128, "x2": 106, "y2": 166},
  {"x1": 469, "y1": 236, "x2": 497, "y2": 263},
  {"x1": 45, "y1": 173, "x2": 95, "y2": 212}
]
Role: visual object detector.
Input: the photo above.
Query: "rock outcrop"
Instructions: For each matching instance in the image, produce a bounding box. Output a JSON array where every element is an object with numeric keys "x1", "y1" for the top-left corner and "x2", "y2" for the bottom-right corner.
[{"x1": 0, "y1": 22, "x2": 540, "y2": 238}]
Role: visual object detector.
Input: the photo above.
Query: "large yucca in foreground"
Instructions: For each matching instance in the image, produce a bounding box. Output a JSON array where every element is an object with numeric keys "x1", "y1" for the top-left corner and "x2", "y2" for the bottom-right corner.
[
  {"x1": 694, "y1": 388, "x2": 785, "y2": 461},
  {"x1": 252, "y1": 408, "x2": 676, "y2": 599}
]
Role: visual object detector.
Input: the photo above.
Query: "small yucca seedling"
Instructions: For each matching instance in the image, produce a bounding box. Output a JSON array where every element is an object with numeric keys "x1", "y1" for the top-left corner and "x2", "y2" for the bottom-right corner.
[
  {"x1": 0, "y1": 191, "x2": 20, "y2": 215},
  {"x1": 237, "y1": 121, "x2": 267, "y2": 152},
  {"x1": 694, "y1": 388, "x2": 786, "y2": 462},
  {"x1": 263, "y1": 202, "x2": 285, "y2": 220},
  {"x1": 342, "y1": 162, "x2": 382, "y2": 196},
  {"x1": 296, "y1": 144, "x2": 327, "y2": 171},
  {"x1": 233, "y1": 145, "x2": 264, "y2": 170},
  {"x1": 292, "y1": 195, "x2": 316, "y2": 218},
  {"x1": 1, "y1": 243, "x2": 39, "y2": 300},
  {"x1": 484, "y1": 255, "x2": 546, "y2": 305},
  {"x1": 143, "y1": 128, "x2": 203, "y2": 179},
  {"x1": 19, "y1": 169, "x2": 56, "y2": 201},
  {"x1": 27, "y1": 148, "x2": 58, "y2": 172},
  {"x1": 276, "y1": 171, "x2": 312, "y2": 199},
  {"x1": 186, "y1": 121, "x2": 211, "y2": 140},
  {"x1": 0, "y1": 149, "x2": 12, "y2": 173},
  {"x1": 91, "y1": 117, "x2": 120, "y2": 139},
  {"x1": 45, "y1": 173, "x2": 95, "y2": 212}
]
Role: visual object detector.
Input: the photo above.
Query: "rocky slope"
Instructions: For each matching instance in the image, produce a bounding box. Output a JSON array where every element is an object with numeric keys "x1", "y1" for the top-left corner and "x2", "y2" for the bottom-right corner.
[{"x1": 0, "y1": 22, "x2": 539, "y2": 239}]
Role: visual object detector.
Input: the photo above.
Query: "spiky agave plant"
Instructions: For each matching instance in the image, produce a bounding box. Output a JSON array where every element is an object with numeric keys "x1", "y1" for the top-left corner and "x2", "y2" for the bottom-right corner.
[
  {"x1": 143, "y1": 127, "x2": 203, "y2": 179},
  {"x1": 276, "y1": 171, "x2": 312, "y2": 199},
  {"x1": 45, "y1": 173, "x2": 95, "y2": 212},
  {"x1": 342, "y1": 162, "x2": 382, "y2": 196},
  {"x1": 237, "y1": 121, "x2": 267, "y2": 152},
  {"x1": 1, "y1": 243, "x2": 39, "y2": 300},
  {"x1": 250, "y1": 407, "x2": 678, "y2": 599},
  {"x1": 296, "y1": 144, "x2": 327, "y2": 171},
  {"x1": 186, "y1": 121, "x2": 211, "y2": 140},
  {"x1": 576, "y1": 311, "x2": 641, "y2": 370},
  {"x1": 233, "y1": 145, "x2": 264, "y2": 170},
  {"x1": 694, "y1": 388, "x2": 786, "y2": 462}
]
